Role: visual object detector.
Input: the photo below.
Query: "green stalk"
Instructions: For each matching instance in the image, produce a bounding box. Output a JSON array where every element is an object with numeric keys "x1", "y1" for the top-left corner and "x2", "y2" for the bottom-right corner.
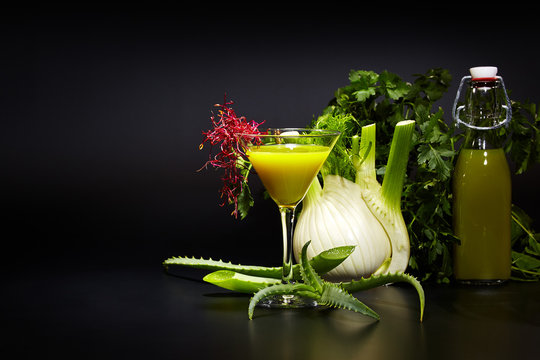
[
  {"x1": 381, "y1": 120, "x2": 415, "y2": 210},
  {"x1": 351, "y1": 134, "x2": 360, "y2": 160},
  {"x1": 376, "y1": 120, "x2": 415, "y2": 274},
  {"x1": 356, "y1": 124, "x2": 377, "y2": 187},
  {"x1": 359, "y1": 120, "x2": 415, "y2": 275}
]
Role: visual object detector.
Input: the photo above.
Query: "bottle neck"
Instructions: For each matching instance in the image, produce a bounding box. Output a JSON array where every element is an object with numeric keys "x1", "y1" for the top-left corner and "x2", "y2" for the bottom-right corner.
[
  {"x1": 461, "y1": 79, "x2": 506, "y2": 150},
  {"x1": 466, "y1": 80, "x2": 503, "y2": 125},
  {"x1": 462, "y1": 128, "x2": 504, "y2": 150}
]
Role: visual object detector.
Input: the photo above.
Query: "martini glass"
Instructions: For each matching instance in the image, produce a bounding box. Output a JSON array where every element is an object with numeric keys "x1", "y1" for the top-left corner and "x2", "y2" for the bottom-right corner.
[{"x1": 239, "y1": 128, "x2": 340, "y2": 308}]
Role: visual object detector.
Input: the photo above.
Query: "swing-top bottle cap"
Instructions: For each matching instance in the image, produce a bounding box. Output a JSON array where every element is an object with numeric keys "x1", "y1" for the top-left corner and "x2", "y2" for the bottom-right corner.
[{"x1": 469, "y1": 66, "x2": 498, "y2": 81}]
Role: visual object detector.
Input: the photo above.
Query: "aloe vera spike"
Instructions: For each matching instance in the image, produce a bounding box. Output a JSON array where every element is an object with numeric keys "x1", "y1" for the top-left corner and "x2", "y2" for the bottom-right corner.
[
  {"x1": 163, "y1": 256, "x2": 282, "y2": 278},
  {"x1": 319, "y1": 282, "x2": 380, "y2": 320},
  {"x1": 340, "y1": 272, "x2": 425, "y2": 322},
  {"x1": 203, "y1": 270, "x2": 280, "y2": 294},
  {"x1": 300, "y1": 241, "x2": 324, "y2": 294},
  {"x1": 204, "y1": 242, "x2": 351, "y2": 295},
  {"x1": 308, "y1": 245, "x2": 356, "y2": 276},
  {"x1": 163, "y1": 245, "x2": 356, "y2": 280}
]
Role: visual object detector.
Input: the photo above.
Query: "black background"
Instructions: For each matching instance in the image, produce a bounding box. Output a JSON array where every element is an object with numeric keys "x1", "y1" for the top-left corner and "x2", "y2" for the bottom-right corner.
[{"x1": 3, "y1": 2, "x2": 540, "y2": 271}]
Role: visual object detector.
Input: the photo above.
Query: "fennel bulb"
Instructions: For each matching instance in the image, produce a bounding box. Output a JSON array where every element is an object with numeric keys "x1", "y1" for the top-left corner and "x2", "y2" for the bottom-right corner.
[
  {"x1": 293, "y1": 175, "x2": 390, "y2": 280},
  {"x1": 293, "y1": 120, "x2": 415, "y2": 281}
]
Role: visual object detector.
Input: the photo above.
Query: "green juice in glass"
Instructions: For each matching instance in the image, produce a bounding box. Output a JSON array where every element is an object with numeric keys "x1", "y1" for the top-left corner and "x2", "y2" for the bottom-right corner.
[
  {"x1": 246, "y1": 144, "x2": 330, "y2": 207},
  {"x1": 452, "y1": 148, "x2": 511, "y2": 282}
]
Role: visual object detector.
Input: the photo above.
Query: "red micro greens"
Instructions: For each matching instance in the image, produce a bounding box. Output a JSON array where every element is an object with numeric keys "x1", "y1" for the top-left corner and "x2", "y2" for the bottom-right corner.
[{"x1": 199, "y1": 98, "x2": 264, "y2": 218}]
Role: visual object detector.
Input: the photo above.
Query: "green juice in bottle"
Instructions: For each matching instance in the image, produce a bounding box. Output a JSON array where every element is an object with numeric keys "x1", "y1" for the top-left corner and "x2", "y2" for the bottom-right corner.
[
  {"x1": 453, "y1": 148, "x2": 511, "y2": 281},
  {"x1": 451, "y1": 66, "x2": 512, "y2": 284}
]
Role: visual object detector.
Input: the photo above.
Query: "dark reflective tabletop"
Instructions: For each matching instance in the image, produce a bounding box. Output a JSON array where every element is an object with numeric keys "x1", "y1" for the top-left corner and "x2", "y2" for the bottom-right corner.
[{"x1": 5, "y1": 257, "x2": 540, "y2": 360}]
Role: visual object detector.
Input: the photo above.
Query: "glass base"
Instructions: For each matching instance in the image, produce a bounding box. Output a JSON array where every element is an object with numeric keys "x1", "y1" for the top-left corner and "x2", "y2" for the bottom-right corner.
[
  {"x1": 256, "y1": 294, "x2": 319, "y2": 309},
  {"x1": 455, "y1": 278, "x2": 508, "y2": 286}
]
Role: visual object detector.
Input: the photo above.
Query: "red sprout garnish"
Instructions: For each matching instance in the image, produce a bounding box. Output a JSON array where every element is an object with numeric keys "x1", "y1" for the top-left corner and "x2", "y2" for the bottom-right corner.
[{"x1": 199, "y1": 98, "x2": 264, "y2": 218}]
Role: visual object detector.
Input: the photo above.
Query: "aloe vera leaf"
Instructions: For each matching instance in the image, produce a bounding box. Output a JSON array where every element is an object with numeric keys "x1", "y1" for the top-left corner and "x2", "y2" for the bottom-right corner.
[
  {"x1": 162, "y1": 245, "x2": 356, "y2": 280},
  {"x1": 248, "y1": 283, "x2": 319, "y2": 320},
  {"x1": 318, "y1": 282, "x2": 380, "y2": 320},
  {"x1": 339, "y1": 272, "x2": 425, "y2": 322},
  {"x1": 203, "y1": 270, "x2": 280, "y2": 293},
  {"x1": 300, "y1": 241, "x2": 324, "y2": 294},
  {"x1": 163, "y1": 256, "x2": 281, "y2": 278},
  {"x1": 308, "y1": 245, "x2": 356, "y2": 278}
]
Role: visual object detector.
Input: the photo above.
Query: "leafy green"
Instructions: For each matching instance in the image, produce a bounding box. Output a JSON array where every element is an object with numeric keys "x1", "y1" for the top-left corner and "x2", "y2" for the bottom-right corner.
[
  {"x1": 235, "y1": 158, "x2": 254, "y2": 220},
  {"x1": 510, "y1": 205, "x2": 540, "y2": 281},
  {"x1": 502, "y1": 100, "x2": 540, "y2": 175}
]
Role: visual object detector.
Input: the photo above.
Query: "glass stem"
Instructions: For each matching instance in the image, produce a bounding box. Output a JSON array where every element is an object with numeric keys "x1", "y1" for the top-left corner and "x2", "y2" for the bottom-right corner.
[{"x1": 279, "y1": 205, "x2": 296, "y2": 284}]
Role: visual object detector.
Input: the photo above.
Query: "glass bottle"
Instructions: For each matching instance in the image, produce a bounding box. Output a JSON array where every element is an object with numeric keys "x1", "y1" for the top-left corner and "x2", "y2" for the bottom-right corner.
[{"x1": 451, "y1": 66, "x2": 512, "y2": 285}]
